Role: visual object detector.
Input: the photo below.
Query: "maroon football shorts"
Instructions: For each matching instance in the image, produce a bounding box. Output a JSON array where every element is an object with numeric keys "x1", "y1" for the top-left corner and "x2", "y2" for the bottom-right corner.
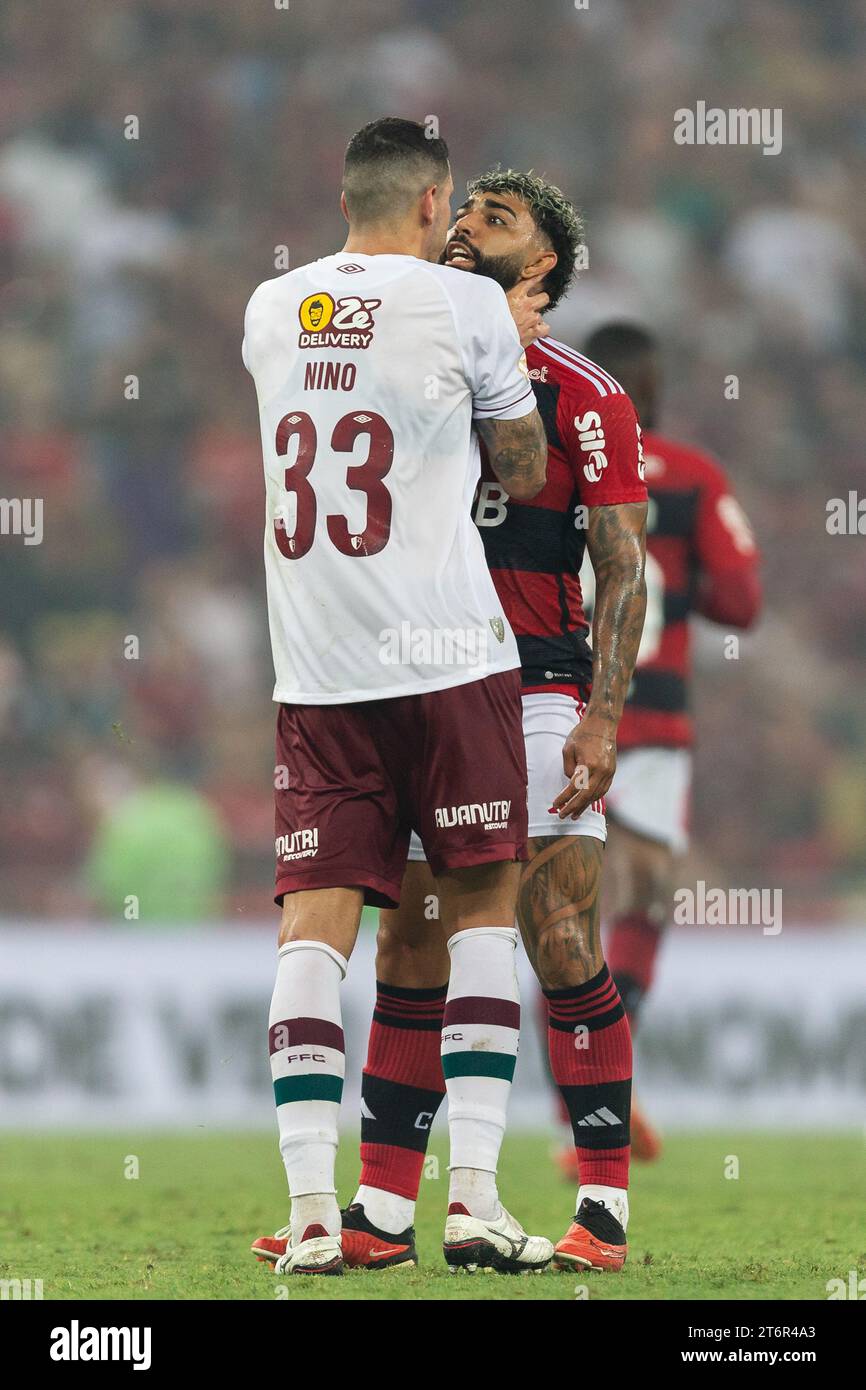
[{"x1": 274, "y1": 668, "x2": 528, "y2": 908}]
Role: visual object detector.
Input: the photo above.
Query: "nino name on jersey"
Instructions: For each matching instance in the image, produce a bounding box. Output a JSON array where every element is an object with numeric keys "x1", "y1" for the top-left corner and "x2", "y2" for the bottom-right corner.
[{"x1": 243, "y1": 252, "x2": 536, "y2": 704}]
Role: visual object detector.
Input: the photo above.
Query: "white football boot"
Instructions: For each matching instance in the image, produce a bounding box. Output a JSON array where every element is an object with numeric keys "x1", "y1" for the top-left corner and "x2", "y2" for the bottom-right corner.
[
  {"x1": 443, "y1": 1205, "x2": 553, "y2": 1274},
  {"x1": 273, "y1": 1224, "x2": 343, "y2": 1276}
]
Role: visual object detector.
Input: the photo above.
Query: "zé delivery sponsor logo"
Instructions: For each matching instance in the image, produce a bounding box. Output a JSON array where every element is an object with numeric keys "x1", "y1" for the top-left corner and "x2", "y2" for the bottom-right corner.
[{"x1": 298, "y1": 292, "x2": 381, "y2": 349}]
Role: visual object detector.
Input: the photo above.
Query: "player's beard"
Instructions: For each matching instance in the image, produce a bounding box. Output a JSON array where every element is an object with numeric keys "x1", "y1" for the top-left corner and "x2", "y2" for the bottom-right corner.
[{"x1": 439, "y1": 241, "x2": 526, "y2": 294}]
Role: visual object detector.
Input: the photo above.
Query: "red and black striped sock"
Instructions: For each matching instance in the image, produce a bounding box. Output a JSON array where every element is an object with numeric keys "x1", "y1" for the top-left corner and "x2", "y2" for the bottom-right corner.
[
  {"x1": 358, "y1": 981, "x2": 448, "y2": 1200},
  {"x1": 607, "y1": 910, "x2": 663, "y2": 1028},
  {"x1": 545, "y1": 964, "x2": 632, "y2": 1189}
]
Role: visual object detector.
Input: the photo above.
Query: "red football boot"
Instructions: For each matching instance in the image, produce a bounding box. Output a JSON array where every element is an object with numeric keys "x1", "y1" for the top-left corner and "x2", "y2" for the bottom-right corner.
[{"x1": 553, "y1": 1197, "x2": 628, "y2": 1272}]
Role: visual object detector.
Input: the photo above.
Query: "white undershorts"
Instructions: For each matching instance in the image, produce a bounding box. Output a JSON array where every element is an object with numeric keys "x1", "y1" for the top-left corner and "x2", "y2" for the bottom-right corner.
[
  {"x1": 407, "y1": 691, "x2": 606, "y2": 862},
  {"x1": 604, "y1": 745, "x2": 691, "y2": 853}
]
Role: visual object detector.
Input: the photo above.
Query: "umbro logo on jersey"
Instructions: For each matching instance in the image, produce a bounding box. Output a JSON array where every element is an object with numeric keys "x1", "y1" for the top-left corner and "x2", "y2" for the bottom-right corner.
[
  {"x1": 336, "y1": 262, "x2": 366, "y2": 274},
  {"x1": 575, "y1": 411, "x2": 609, "y2": 483},
  {"x1": 275, "y1": 828, "x2": 318, "y2": 861},
  {"x1": 298, "y1": 292, "x2": 381, "y2": 349},
  {"x1": 434, "y1": 801, "x2": 511, "y2": 831},
  {"x1": 576, "y1": 1106, "x2": 623, "y2": 1127}
]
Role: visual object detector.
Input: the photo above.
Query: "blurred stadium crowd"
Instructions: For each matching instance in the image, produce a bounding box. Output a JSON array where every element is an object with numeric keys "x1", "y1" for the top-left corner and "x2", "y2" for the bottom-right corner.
[{"x1": 0, "y1": 0, "x2": 864, "y2": 921}]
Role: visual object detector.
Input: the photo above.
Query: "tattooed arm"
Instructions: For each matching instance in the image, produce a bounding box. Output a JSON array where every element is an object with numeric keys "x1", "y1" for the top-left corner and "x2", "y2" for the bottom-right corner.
[
  {"x1": 551, "y1": 501, "x2": 647, "y2": 821},
  {"x1": 474, "y1": 409, "x2": 548, "y2": 500}
]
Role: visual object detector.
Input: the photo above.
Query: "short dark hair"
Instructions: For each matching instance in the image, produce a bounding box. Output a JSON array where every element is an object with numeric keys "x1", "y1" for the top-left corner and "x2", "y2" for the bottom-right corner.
[
  {"x1": 583, "y1": 322, "x2": 657, "y2": 366},
  {"x1": 465, "y1": 168, "x2": 584, "y2": 311},
  {"x1": 343, "y1": 117, "x2": 450, "y2": 226}
]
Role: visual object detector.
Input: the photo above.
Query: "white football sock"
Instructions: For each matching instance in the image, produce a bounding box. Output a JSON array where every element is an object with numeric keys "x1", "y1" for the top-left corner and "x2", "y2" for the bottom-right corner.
[
  {"x1": 442, "y1": 926, "x2": 520, "y2": 1218},
  {"x1": 268, "y1": 939, "x2": 347, "y2": 1244},
  {"x1": 448, "y1": 1166, "x2": 500, "y2": 1221},
  {"x1": 353, "y1": 1184, "x2": 415, "y2": 1235},
  {"x1": 578, "y1": 1183, "x2": 629, "y2": 1232}
]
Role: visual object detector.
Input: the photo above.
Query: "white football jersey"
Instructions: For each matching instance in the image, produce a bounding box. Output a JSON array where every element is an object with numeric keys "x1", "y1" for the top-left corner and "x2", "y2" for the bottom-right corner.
[{"x1": 243, "y1": 251, "x2": 535, "y2": 704}]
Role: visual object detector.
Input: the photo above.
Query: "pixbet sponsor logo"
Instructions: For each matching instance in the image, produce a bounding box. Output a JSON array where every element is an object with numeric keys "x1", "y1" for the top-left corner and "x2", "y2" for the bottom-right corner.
[
  {"x1": 434, "y1": 800, "x2": 511, "y2": 831},
  {"x1": 574, "y1": 411, "x2": 608, "y2": 483}
]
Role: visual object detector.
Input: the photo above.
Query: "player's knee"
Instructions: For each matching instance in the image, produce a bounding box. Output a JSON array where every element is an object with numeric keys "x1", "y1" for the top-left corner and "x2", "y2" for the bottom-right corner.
[
  {"x1": 375, "y1": 922, "x2": 407, "y2": 975},
  {"x1": 375, "y1": 922, "x2": 448, "y2": 987},
  {"x1": 626, "y1": 844, "x2": 674, "y2": 922}
]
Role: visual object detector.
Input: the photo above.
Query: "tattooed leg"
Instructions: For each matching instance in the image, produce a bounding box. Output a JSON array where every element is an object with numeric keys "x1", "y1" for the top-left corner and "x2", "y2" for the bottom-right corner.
[
  {"x1": 518, "y1": 834, "x2": 604, "y2": 988},
  {"x1": 522, "y1": 833, "x2": 633, "y2": 1208}
]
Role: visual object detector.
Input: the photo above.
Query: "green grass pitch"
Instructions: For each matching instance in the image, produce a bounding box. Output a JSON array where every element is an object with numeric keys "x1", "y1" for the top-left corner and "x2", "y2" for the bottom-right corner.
[{"x1": 2, "y1": 1132, "x2": 863, "y2": 1301}]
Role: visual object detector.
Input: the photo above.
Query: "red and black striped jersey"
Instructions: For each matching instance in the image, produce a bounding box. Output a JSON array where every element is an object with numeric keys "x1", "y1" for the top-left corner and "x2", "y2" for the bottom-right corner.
[
  {"x1": 473, "y1": 335, "x2": 647, "y2": 696},
  {"x1": 614, "y1": 430, "x2": 761, "y2": 749}
]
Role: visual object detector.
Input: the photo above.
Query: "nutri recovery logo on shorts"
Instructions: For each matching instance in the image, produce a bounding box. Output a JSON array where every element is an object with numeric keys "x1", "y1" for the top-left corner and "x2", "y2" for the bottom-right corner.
[
  {"x1": 275, "y1": 829, "x2": 318, "y2": 861},
  {"x1": 434, "y1": 800, "x2": 511, "y2": 832}
]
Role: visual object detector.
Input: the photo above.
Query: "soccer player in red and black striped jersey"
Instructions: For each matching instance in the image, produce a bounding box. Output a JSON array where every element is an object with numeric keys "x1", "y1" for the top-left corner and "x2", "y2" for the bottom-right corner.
[
  {"x1": 252, "y1": 172, "x2": 649, "y2": 1274},
  {"x1": 572, "y1": 322, "x2": 761, "y2": 1163}
]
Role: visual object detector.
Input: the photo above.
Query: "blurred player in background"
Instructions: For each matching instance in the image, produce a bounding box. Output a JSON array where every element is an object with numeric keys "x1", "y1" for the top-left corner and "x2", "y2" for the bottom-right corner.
[
  {"x1": 558, "y1": 322, "x2": 762, "y2": 1170},
  {"x1": 244, "y1": 119, "x2": 553, "y2": 1276},
  {"x1": 253, "y1": 170, "x2": 649, "y2": 1275}
]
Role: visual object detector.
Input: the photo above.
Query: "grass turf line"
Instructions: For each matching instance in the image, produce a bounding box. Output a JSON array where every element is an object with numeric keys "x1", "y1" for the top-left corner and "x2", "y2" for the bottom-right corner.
[{"x1": 1, "y1": 1132, "x2": 863, "y2": 1301}]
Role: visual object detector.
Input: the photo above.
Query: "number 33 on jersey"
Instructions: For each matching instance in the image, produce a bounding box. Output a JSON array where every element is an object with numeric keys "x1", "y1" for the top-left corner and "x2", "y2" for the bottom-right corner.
[{"x1": 243, "y1": 252, "x2": 537, "y2": 705}]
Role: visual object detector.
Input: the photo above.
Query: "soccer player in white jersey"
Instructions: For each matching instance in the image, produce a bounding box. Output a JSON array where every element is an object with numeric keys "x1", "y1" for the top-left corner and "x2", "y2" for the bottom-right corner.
[
  {"x1": 243, "y1": 119, "x2": 554, "y2": 1275},
  {"x1": 250, "y1": 168, "x2": 649, "y2": 1278}
]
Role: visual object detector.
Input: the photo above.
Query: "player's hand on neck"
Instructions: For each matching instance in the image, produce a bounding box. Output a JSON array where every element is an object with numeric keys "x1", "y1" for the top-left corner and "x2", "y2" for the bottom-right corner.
[{"x1": 506, "y1": 276, "x2": 551, "y2": 348}]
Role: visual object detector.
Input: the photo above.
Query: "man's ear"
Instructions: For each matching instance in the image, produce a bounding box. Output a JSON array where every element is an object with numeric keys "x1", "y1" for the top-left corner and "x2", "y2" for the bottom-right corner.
[
  {"x1": 340, "y1": 191, "x2": 350, "y2": 224},
  {"x1": 419, "y1": 184, "x2": 437, "y2": 227},
  {"x1": 521, "y1": 248, "x2": 557, "y2": 285}
]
